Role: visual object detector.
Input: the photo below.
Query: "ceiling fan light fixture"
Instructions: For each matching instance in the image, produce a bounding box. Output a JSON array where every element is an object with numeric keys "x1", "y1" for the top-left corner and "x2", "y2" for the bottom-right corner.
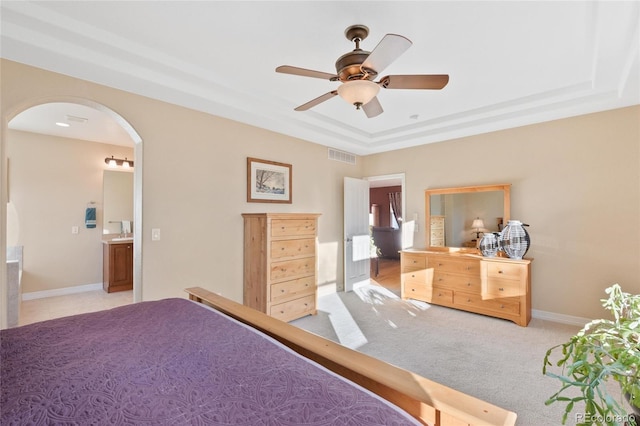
[{"x1": 337, "y1": 80, "x2": 379, "y2": 109}]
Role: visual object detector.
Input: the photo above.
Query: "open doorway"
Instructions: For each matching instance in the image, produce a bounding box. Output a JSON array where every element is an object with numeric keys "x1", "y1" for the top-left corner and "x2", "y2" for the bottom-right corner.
[
  {"x1": 5, "y1": 101, "x2": 142, "y2": 326},
  {"x1": 366, "y1": 173, "x2": 405, "y2": 296}
]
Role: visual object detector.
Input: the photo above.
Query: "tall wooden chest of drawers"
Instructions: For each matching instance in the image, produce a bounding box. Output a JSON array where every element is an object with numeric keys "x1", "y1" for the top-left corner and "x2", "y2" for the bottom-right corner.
[
  {"x1": 401, "y1": 249, "x2": 531, "y2": 326},
  {"x1": 242, "y1": 213, "x2": 320, "y2": 322},
  {"x1": 430, "y1": 215, "x2": 445, "y2": 247}
]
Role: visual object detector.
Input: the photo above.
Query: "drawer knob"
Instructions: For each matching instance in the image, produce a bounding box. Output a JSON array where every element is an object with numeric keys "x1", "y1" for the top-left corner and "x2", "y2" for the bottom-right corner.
[
  {"x1": 499, "y1": 287, "x2": 505, "y2": 292},
  {"x1": 500, "y1": 305, "x2": 505, "y2": 309},
  {"x1": 280, "y1": 310, "x2": 285, "y2": 314},
  {"x1": 281, "y1": 289, "x2": 285, "y2": 293},
  {"x1": 498, "y1": 270, "x2": 504, "y2": 274},
  {"x1": 304, "y1": 303, "x2": 308, "y2": 306},
  {"x1": 466, "y1": 282, "x2": 471, "y2": 286},
  {"x1": 467, "y1": 298, "x2": 472, "y2": 302}
]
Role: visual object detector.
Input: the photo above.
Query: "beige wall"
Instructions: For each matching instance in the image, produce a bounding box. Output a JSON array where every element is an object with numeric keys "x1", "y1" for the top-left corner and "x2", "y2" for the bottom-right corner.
[
  {"x1": 1, "y1": 59, "x2": 638, "y2": 323},
  {"x1": 362, "y1": 106, "x2": 640, "y2": 319},
  {"x1": 1, "y1": 60, "x2": 361, "y2": 313},
  {"x1": 7, "y1": 129, "x2": 134, "y2": 292}
]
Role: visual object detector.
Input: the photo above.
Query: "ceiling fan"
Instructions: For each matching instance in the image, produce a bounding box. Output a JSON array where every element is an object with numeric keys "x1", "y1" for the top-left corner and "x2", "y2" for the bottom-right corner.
[{"x1": 276, "y1": 25, "x2": 449, "y2": 118}]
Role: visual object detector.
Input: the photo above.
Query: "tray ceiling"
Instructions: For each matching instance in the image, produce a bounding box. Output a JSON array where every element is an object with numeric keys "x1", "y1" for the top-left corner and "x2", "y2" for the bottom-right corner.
[{"x1": 2, "y1": 1, "x2": 638, "y2": 155}]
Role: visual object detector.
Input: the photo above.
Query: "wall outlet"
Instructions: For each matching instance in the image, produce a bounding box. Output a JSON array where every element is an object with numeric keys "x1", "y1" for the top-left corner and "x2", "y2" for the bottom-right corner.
[
  {"x1": 151, "y1": 228, "x2": 161, "y2": 241},
  {"x1": 71, "y1": 226, "x2": 79, "y2": 234}
]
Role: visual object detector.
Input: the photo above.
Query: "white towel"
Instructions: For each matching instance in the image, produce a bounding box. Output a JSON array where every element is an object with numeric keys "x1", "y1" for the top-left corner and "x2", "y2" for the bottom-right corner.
[
  {"x1": 121, "y1": 220, "x2": 131, "y2": 234},
  {"x1": 352, "y1": 234, "x2": 370, "y2": 262}
]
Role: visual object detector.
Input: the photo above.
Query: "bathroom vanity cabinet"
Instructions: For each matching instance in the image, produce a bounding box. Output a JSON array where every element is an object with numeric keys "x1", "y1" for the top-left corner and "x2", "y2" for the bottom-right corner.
[{"x1": 102, "y1": 240, "x2": 133, "y2": 293}]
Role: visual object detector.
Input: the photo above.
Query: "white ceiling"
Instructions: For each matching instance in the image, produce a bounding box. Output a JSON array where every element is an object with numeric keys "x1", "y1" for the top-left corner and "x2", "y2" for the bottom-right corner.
[{"x1": 2, "y1": 1, "x2": 639, "y2": 155}]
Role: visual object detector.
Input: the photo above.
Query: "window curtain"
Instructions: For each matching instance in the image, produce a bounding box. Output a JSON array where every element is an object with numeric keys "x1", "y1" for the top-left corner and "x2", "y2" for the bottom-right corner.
[{"x1": 389, "y1": 192, "x2": 402, "y2": 227}]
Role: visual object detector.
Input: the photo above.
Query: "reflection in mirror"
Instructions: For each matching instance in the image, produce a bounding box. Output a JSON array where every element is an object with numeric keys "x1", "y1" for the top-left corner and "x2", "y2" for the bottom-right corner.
[
  {"x1": 425, "y1": 184, "x2": 510, "y2": 249},
  {"x1": 103, "y1": 170, "x2": 133, "y2": 235}
]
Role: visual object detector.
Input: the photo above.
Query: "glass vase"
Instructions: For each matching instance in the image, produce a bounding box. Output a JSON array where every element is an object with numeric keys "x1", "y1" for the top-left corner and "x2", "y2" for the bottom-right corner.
[
  {"x1": 499, "y1": 220, "x2": 530, "y2": 260},
  {"x1": 479, "y1": 232, "x2": 499, "y2": 257}
]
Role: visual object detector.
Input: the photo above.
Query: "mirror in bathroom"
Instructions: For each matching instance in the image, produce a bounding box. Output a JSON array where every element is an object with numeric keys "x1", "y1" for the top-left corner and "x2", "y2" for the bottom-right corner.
[{"x1": 103, "y1": 170, "x2": 134, "y2": 235}]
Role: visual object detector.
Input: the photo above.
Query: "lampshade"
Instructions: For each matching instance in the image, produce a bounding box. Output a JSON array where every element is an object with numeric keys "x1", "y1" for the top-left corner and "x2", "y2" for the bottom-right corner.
[
  {"x1": 107, "y1": 156, "x2": 117, "y2": 168},
  {"x1": 337, "y1": 80, "x2": 380, "y2": 108},
  {"x1": 471, "y1": 218, "x2": 485, "y2": 230}
]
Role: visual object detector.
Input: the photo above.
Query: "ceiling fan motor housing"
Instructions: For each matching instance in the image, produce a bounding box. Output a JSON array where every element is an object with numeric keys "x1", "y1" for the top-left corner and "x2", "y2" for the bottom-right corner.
[
  {"x1": 335, "y1": 51, "x2": 376, "y2": 82},
  {"x1": 335, "y1": 24, "x2": 378, "y2": 82}
]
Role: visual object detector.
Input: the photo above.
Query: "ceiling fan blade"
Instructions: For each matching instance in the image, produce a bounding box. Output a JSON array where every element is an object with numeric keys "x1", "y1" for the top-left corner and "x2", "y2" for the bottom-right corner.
[
  {"x1": 361, "y1": 34, "x2": 412, "y2": 75},
  {"x1": 380, "y1": 74, "x2": 449, "y2": 90},
  {"x1": 362, "y1": 96, "x2": 383, "y2": 118},
  {"x1": 294, "y1": 91, "x2": 338, "y2": 111},
  {"x1": 276, "y1": 65, "x2": 337, "y2": 80}
]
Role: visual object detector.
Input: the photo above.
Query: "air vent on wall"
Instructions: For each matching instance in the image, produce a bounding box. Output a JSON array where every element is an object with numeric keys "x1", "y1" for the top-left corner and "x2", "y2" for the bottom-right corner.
[{"x1": 328, "y1": 148, "x2": 356, "y2": 165}]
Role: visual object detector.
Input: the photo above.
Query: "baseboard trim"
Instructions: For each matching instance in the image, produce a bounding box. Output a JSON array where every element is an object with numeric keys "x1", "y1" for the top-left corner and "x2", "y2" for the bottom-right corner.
[
  {"x1": 532, "y1": 309, "x2": 591, "y2": 327},
  {"x1": 22, "y1": 283, "x2": 103, "y2": 301}
]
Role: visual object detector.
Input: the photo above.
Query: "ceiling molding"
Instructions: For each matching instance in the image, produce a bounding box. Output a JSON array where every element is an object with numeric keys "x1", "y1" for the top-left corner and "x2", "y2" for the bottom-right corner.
[{"x1": 2, "y1": 1, "x2": 638, "y2": 155}]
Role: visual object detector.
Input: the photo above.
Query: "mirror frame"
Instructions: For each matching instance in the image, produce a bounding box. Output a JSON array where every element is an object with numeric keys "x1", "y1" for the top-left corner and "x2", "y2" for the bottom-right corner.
[{"x1": 424, "y1": 184, "x2": 511, "y2": 250}]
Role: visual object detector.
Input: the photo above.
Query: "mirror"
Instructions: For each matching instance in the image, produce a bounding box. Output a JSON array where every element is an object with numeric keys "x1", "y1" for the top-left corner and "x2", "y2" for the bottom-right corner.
[
  {"x1": 425, "y1": 184, "x2": 510, "y2": 249},
  {"x1": 103, "y1": 170, "x2": 134, "y2": 235}
]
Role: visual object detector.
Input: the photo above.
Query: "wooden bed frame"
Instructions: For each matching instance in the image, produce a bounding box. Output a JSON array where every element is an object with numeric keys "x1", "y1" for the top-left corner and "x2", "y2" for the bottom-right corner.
[{"x1": 185, "y1": 287, "x2": 517, "y2": 426}]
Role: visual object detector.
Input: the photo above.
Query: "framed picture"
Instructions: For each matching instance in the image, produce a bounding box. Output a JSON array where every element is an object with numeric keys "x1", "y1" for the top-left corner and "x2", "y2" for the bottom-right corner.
[{"x1": 247, "y1": 157, "x2": 292, "y2": 203}]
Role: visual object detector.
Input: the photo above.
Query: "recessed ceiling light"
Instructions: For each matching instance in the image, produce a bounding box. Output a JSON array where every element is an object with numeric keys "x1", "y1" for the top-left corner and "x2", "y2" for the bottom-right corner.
[{"x1": 55, "y1": 122, "x2": 70, "y2": 127}]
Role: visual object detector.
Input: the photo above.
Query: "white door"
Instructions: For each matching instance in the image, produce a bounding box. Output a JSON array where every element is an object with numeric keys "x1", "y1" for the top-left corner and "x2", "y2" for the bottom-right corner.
[{"x1": 344, "y1": 177, "x2": 370, "y2": 292}]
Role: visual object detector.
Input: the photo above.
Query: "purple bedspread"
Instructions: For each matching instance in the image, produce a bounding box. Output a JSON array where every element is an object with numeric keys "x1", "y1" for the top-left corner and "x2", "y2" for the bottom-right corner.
[{"x1": 1, "y1": 298, "x2": 418, "y2": 425}]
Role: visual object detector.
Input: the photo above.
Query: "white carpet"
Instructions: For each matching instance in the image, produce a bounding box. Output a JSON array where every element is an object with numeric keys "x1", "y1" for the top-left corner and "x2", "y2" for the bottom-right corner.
[{"x1": 291, "y1": 282, "x2": 611, "y2": 426}]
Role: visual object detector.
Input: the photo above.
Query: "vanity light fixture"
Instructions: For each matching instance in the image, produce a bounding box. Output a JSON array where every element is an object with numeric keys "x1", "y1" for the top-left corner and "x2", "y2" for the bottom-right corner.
[
  {"x1": 470, "y1": 217, "x2": 488, "y2": 239},
  {"x1": 55, "y1": 122, "x2": 70, "y2": 127},
  {"x1": 105, "y1": 156, "x2": 134, "y2": 168}
]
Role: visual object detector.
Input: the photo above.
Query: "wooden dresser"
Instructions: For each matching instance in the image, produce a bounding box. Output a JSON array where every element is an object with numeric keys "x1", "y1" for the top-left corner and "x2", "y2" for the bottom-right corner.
[
  {"x1": 242, "y1": 213, "x2": 320, "y2": 322},
  {"x1": 401, "y1": 249, "x2": 531, "y2": 326}
]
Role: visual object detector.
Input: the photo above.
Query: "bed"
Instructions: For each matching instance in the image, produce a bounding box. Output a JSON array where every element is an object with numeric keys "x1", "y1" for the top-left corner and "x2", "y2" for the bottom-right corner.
[{"x1": 1, "y1": 287, "x2": 517, "y2": 425}]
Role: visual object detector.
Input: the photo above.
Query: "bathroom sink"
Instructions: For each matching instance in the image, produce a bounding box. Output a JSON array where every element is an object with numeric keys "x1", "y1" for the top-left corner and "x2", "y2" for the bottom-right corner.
[{"x1": 111, "y1": 237, "x2": 133, "y2": 242}]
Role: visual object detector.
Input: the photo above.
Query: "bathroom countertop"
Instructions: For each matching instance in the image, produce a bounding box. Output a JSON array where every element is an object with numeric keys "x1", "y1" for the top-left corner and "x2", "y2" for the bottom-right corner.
[{"x1": 102, "y1": 238, "x2": 134, "y2": 244}]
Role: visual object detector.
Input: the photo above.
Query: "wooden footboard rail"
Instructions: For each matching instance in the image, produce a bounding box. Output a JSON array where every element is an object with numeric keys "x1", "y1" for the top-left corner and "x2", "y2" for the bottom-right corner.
[{"x1": 185, "y1": 287, "x2": 517, "y2": 426}]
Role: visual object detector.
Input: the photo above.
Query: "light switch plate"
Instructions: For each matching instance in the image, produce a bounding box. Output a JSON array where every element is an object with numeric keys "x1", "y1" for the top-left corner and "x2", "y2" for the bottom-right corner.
[
  {"x1": 151, "y1": 228, "x2": 161, "y2": 241},
  {"x1": 71, "y1": 226, "x2": 79, "y2": 234}
]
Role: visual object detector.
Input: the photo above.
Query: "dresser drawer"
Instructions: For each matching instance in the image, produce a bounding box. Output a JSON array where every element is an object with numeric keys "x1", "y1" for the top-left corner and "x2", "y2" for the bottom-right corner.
[
  {"x1": 434, "y1": 271, "x2": 481, "y2": 292},
  {"x1": 403, "y1": 283, "x2": 433, "y2": 301},
  {"x1": 484, "y1": 278, "x2": 525, "y2": 298},
  {"x1": 484, "y1": 262, "x2": 527, "y2": 280},
  {"x1": 271, "y1": 277, "x2": 315, "y2": 303},
  {"x1": 270, "y1": 258, "x2": 315, "y2": 281},
  {"x1": 401, "y1": 253, "x2": 427, "y2": 270},
  {"x1": 455, "y1": 291, "x2": 520, "y2": 315},
  {"x1": 270, "y1": 294, "x2": 315, "y2": 321},
  {"x1": 430, "y1": 229, "x2": 444, "y2": 239},
  {"x1": 271, "y1": 219, "x2": 317, "y2": 237},
  {"x1": 431, "y1": 287, "x2": 454, "y2": 304},
  {"x1": 402, "y1": 268, "x2": 430, "y2": 284},
  {"x1": 428, "y1": 256, "x2": 480, "y2": 275},
  {"x1": 271, "y1": 238, "x2": 315, "y2": 259}
]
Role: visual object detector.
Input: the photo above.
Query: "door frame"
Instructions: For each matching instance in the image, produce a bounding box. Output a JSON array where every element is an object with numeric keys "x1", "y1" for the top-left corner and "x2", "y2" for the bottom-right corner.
[{"x1": 366, "y1": 173, "x2": 407, "y2": 247}]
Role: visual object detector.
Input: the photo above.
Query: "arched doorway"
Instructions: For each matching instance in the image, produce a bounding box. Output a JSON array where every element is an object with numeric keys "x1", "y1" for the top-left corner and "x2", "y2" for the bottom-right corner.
[{"x1": 1, "y1": 98, "x2": 143, "y2": 328}]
